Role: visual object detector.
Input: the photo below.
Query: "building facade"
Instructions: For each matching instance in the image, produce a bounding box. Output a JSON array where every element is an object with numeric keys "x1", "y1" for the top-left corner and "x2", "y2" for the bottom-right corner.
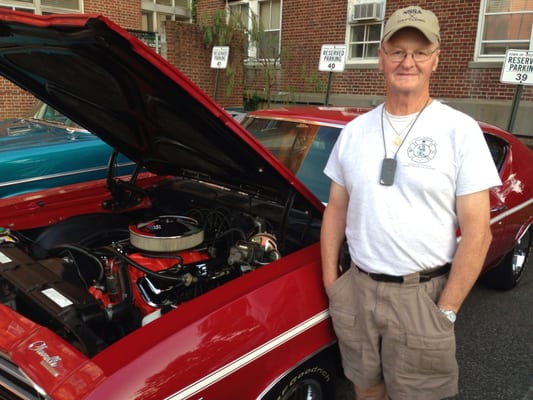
[
  {"x1": 0, "y1": 0, "x2": 531, "y2": 134},
  {"x1": 198, "y1": 0, "x2": 533, "y2": 134}
]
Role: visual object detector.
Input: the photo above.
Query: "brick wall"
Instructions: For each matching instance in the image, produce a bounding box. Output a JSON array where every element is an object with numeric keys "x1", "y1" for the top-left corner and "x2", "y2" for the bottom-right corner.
[
  {"x1": 84, "y1": 0, "x2": 141, "y2": 29},
  {"x1": 0, "y1": 84, "x2": 36, "y2": 117},
  {"x1": 163, "y1": 20, "x2": 244, "y2": 108},
  {"x1": 196, "y1": 0, "x2": 220, "y2": 16}
]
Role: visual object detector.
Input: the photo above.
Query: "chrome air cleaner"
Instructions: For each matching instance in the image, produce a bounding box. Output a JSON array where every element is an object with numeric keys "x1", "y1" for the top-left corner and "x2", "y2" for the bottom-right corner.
[{"x1": 129, "y1": 216, "x2": 204, "y2": 252}]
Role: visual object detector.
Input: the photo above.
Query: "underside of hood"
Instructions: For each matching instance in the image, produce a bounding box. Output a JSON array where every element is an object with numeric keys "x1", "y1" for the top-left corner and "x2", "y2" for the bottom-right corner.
[{"x1": 0, "y1": 11, "x2": 319, "y2": 209}]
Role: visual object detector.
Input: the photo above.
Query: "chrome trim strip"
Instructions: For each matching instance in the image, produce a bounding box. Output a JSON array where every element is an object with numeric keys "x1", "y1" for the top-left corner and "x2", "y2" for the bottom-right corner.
[
  {"x1": 0, "y1": 162, "x2": 135, "y2": 189},
  {"x1": 164, "y1": 309, "x2": 331, "y2": 400}
]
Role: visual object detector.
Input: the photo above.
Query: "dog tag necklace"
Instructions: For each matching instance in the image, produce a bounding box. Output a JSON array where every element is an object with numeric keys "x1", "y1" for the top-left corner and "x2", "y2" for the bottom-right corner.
[{"x1": 380, "y1": 98, "x2": 430, "y2": 186}]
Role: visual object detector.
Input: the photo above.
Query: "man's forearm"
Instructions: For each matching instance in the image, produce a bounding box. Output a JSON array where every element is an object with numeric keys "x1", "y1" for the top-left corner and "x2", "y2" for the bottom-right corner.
[
  {"x1": 320, "y1": 205, "x2": 347, "y2": 287},
  {"x1": 438, "y1": 230, "x2": 492, "y2": 312}
]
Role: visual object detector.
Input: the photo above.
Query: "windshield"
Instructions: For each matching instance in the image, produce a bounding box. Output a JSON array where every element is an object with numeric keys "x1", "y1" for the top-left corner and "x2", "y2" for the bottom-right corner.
[
  {"x1": 243, "y1": 116, "x2": 341, "y2": 203},
  {"x1": 31, "y1": 101, "x2": 83, "y2": 128}
]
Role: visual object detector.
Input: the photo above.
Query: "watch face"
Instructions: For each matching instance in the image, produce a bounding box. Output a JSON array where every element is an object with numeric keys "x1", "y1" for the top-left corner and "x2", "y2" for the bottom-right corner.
[{"x1": 440, "y1": 308, "x2": 457, "y2": 323}]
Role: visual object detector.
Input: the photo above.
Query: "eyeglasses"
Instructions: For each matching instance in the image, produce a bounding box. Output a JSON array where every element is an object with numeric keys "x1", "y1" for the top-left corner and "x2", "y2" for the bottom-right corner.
[{"x1": 381, "y1": 47, "x2": 439, "y2": 63}]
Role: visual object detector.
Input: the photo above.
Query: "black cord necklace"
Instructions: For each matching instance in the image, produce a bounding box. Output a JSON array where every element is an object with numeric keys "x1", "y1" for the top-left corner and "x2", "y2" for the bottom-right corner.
[{"x1": 379, "y1": 98, "x2": 430, "y2": 186}]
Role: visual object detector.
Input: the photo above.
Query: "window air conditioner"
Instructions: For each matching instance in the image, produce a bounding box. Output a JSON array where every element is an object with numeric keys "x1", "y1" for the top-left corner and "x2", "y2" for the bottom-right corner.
[{"x1": 352, "y1": 2, "x2": 382, "y2": 22}]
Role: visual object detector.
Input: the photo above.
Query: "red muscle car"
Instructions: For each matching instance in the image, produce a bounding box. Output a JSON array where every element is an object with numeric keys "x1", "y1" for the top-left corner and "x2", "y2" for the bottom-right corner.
[{"x1": 0, "y1": 10, "x2": 336, "y2": 400}]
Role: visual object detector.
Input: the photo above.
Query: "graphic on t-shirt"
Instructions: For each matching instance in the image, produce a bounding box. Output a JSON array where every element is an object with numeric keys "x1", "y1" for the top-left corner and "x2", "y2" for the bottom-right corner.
[{"x1": 406, "y1": 137, "x2": 437, "y2": 163}]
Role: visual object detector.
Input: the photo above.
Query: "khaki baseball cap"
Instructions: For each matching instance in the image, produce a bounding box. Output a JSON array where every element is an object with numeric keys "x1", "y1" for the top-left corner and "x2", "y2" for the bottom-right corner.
[{"x1": 382, "y1": 5, "x2": 440, "y2": 44}]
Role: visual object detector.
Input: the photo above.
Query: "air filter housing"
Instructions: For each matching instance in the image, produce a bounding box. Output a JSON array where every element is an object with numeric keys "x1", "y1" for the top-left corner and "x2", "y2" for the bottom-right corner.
[{"x1": 129, "y1": 216, "x2": 204, "y2": 252}]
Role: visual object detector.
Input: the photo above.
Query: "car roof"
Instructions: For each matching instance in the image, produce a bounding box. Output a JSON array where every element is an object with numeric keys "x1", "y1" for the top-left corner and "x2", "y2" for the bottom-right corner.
[
  {"x1": 248, "y1": 106, "x2": 371, "y2": 126},
  {"x1": 248, "y1": 105, "x2": 523, "y2": 147}
]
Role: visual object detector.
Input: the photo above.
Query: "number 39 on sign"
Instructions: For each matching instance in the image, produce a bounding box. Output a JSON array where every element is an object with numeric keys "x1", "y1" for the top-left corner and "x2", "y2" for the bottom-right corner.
[{"x1": 500, "y1": 50, "x2": 533, "y2": 86}]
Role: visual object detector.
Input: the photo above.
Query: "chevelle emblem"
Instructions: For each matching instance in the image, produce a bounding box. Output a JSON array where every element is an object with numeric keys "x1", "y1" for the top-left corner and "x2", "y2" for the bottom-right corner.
[{"x1": 28, "y1": 340, "x2": 62, "y2": 377}]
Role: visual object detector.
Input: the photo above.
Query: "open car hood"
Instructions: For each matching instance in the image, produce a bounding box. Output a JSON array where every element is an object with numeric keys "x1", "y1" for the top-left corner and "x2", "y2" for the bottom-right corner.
[{"x1": 0, "y1": 11, "x2": 318, "y2": 208}]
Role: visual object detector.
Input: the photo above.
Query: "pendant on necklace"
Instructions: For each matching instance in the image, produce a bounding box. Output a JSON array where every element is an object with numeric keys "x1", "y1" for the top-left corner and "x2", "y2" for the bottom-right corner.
[{"x1": 393, "y1": 136, "x2": 403, "y2": 146}]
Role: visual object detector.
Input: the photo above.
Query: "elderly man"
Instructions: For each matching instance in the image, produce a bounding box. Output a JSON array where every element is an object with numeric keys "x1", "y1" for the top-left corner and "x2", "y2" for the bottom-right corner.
[{"x1": 321, "y1": 5, "x2": 501, "y2": 400}]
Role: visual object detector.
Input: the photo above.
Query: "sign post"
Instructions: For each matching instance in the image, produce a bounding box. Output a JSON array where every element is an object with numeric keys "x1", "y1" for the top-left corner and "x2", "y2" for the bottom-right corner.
[
  {"x1": 318, "y1": 44, "x2": 346, "y2": 105},
  {"x1": 500, "y1": 26, "x2": 533, "y2": 131},
  {"x1": 211, "y1": 46, "x2": 230, "y2": 102}
]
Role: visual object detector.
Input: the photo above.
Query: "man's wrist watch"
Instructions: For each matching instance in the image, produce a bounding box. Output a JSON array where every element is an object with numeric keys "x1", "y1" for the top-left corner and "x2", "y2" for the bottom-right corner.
[{"x1": 439, "y1": 307, "x2": 457, "y2": 323}]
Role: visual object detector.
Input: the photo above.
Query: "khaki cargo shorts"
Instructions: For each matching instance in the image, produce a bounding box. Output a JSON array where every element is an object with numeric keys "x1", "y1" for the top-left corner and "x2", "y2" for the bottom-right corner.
[{"x1": 326, "y1": 265, "x2": 458, "y2": 400}]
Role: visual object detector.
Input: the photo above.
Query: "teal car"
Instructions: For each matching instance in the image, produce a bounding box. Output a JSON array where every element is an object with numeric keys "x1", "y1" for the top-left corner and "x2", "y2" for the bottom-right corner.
[{"x1": 0, "y1": 102, "x2": 135, "y2": 198}]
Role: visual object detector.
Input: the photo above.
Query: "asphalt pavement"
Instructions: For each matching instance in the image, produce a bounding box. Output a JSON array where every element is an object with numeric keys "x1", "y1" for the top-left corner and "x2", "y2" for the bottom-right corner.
[
  {"x1": 456, "y1": 256, "x2": 533, "y2": 399},
  {"x1": 335, "y1": 253, "x2": 533, "y2": 400}
]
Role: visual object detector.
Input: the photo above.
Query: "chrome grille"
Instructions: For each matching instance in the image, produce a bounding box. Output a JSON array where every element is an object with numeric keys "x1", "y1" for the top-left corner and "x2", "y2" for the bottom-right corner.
[{"x1": 0, "y1": 355, "x2": 50, "y2": 400}]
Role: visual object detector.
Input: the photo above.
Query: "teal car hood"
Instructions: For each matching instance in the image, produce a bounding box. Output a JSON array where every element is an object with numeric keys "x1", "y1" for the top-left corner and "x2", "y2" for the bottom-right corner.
[
  {"x1": 0, "y1": 11, "x2": 318, "y2": 209},
  {"x1": 0, "y1": 120, "x2": 93, "y2": 151}
]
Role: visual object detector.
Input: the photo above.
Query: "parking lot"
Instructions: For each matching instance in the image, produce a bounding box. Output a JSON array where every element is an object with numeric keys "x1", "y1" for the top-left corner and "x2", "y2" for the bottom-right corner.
[{"x1": 335, "y1": 253, "x2": 533, "y2": 399}]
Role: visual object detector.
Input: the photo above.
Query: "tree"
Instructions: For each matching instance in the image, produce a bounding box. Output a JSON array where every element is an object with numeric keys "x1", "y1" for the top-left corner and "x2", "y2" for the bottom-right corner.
[
  {"x1": 199, "y1": 7, "x2": 287, "y2": 108},
  {"x1": 228, "y1": 6, "x2": 287, "y2": 108},
  {"x1": 199, "y1": 9, "x2": 237, "y2": 100}
]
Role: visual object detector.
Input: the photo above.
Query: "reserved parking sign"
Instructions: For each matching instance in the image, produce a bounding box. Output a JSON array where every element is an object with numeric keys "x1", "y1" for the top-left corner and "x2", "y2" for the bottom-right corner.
[
  {"x1": 500, "y1": 50, "x2": 533, "y2": 85},
  {"x1": 318, "y1": 45, "x2": 346, "y2": 72},
  {"x1": 211, "y1": 46, "x2": 229, "y2": 69}
]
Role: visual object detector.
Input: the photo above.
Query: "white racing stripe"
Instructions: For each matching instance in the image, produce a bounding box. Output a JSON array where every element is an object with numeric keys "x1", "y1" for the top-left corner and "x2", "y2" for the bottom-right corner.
[{"x1": 164, "y1": 309, "x2": 330, "y2": 400}]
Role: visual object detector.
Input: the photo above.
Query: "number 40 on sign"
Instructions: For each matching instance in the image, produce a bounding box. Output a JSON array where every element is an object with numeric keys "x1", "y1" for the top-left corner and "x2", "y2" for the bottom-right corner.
[{"x1": 318, "y1": 45, "x2": 346, "y2": 73}]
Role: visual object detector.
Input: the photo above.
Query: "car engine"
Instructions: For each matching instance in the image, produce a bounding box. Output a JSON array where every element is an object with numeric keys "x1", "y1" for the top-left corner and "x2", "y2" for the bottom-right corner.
[{"x1": 0, "y1": 179, "x2": 318, "y2": 357}]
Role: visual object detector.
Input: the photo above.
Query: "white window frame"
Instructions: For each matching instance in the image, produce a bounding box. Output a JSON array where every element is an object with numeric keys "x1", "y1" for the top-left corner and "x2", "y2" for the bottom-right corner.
[
  {"x1": 141, "y1": 0, "x2": 190, "y2": 32},
  {"x1": 475, "y1": 0, "x2": 533, "y2": 63},
  {"x1": 0, "y1": 0, "x2": 83, "y2": 14},
  {"x1": 227, "y1": 0, "x2": 282, "y2": 63},
  {"x1": 345, "y1": 0, "x2": 384, "y2": 65}
]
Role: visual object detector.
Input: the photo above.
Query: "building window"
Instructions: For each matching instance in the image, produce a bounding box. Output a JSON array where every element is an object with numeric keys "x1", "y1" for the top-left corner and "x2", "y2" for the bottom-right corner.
[
  {"x1": 346, "y1": 1, "x2": 384, "y2": 63},
  {"x1": 228, "y1": 2, "x2": 250, "y2": 55},
  {"x1": 228, "y1": 0, "x2": 282, "y2": 61},
  {"x1": 141, "y1": 0, "x2": 191, "y2": 33},
  {"x1": 0, "y1": 0, "x2": 81, "y2": 13},
  {"x1": 41, "y1": 0, "x2": 79, "y2": 10},
  {"x1": 478, "y1": 0, "x2": 533, "y2": 60},
  {"x1": 0, "y1": 5, "x2": 34, "y2": 12},
  {"x1": 349, "y1": 23, "x2": 381, "y2": 59},
  {"x1": 258, "y1": 0, "x2": 281, "y2": 59}
]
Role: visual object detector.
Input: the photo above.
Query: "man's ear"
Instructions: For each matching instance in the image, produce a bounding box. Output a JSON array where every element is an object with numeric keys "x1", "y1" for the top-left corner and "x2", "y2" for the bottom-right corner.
[
  {"x1": 378, "y1": 47, "x2": 384, "y2": 72},
  {"x1": 432, "y1": 49, "x2": 440, "y2": 72}
]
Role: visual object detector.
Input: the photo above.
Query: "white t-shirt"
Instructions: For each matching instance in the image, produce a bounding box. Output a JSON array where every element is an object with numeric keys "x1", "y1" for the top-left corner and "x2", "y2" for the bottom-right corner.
[{"x1": 324, "y1": 100, "x2": 502, "y2": 275}]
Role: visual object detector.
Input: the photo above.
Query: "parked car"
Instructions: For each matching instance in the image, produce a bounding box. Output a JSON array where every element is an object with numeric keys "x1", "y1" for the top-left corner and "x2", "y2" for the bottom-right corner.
[
  {"x1": 0, "y1": 100, "x2": 135, "y2": 198},
  {"x1": 242, "y1": 106, "x2": 533, "y2": 290},
  {"x1": 0, "y1": 11, "x2": 338, "y2": 400}
]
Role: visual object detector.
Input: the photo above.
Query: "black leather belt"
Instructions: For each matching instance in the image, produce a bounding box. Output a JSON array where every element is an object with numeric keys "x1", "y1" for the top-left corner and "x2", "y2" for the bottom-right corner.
[{"x1": 355, "y1": 263, "x2": 451, "y2": 283}]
